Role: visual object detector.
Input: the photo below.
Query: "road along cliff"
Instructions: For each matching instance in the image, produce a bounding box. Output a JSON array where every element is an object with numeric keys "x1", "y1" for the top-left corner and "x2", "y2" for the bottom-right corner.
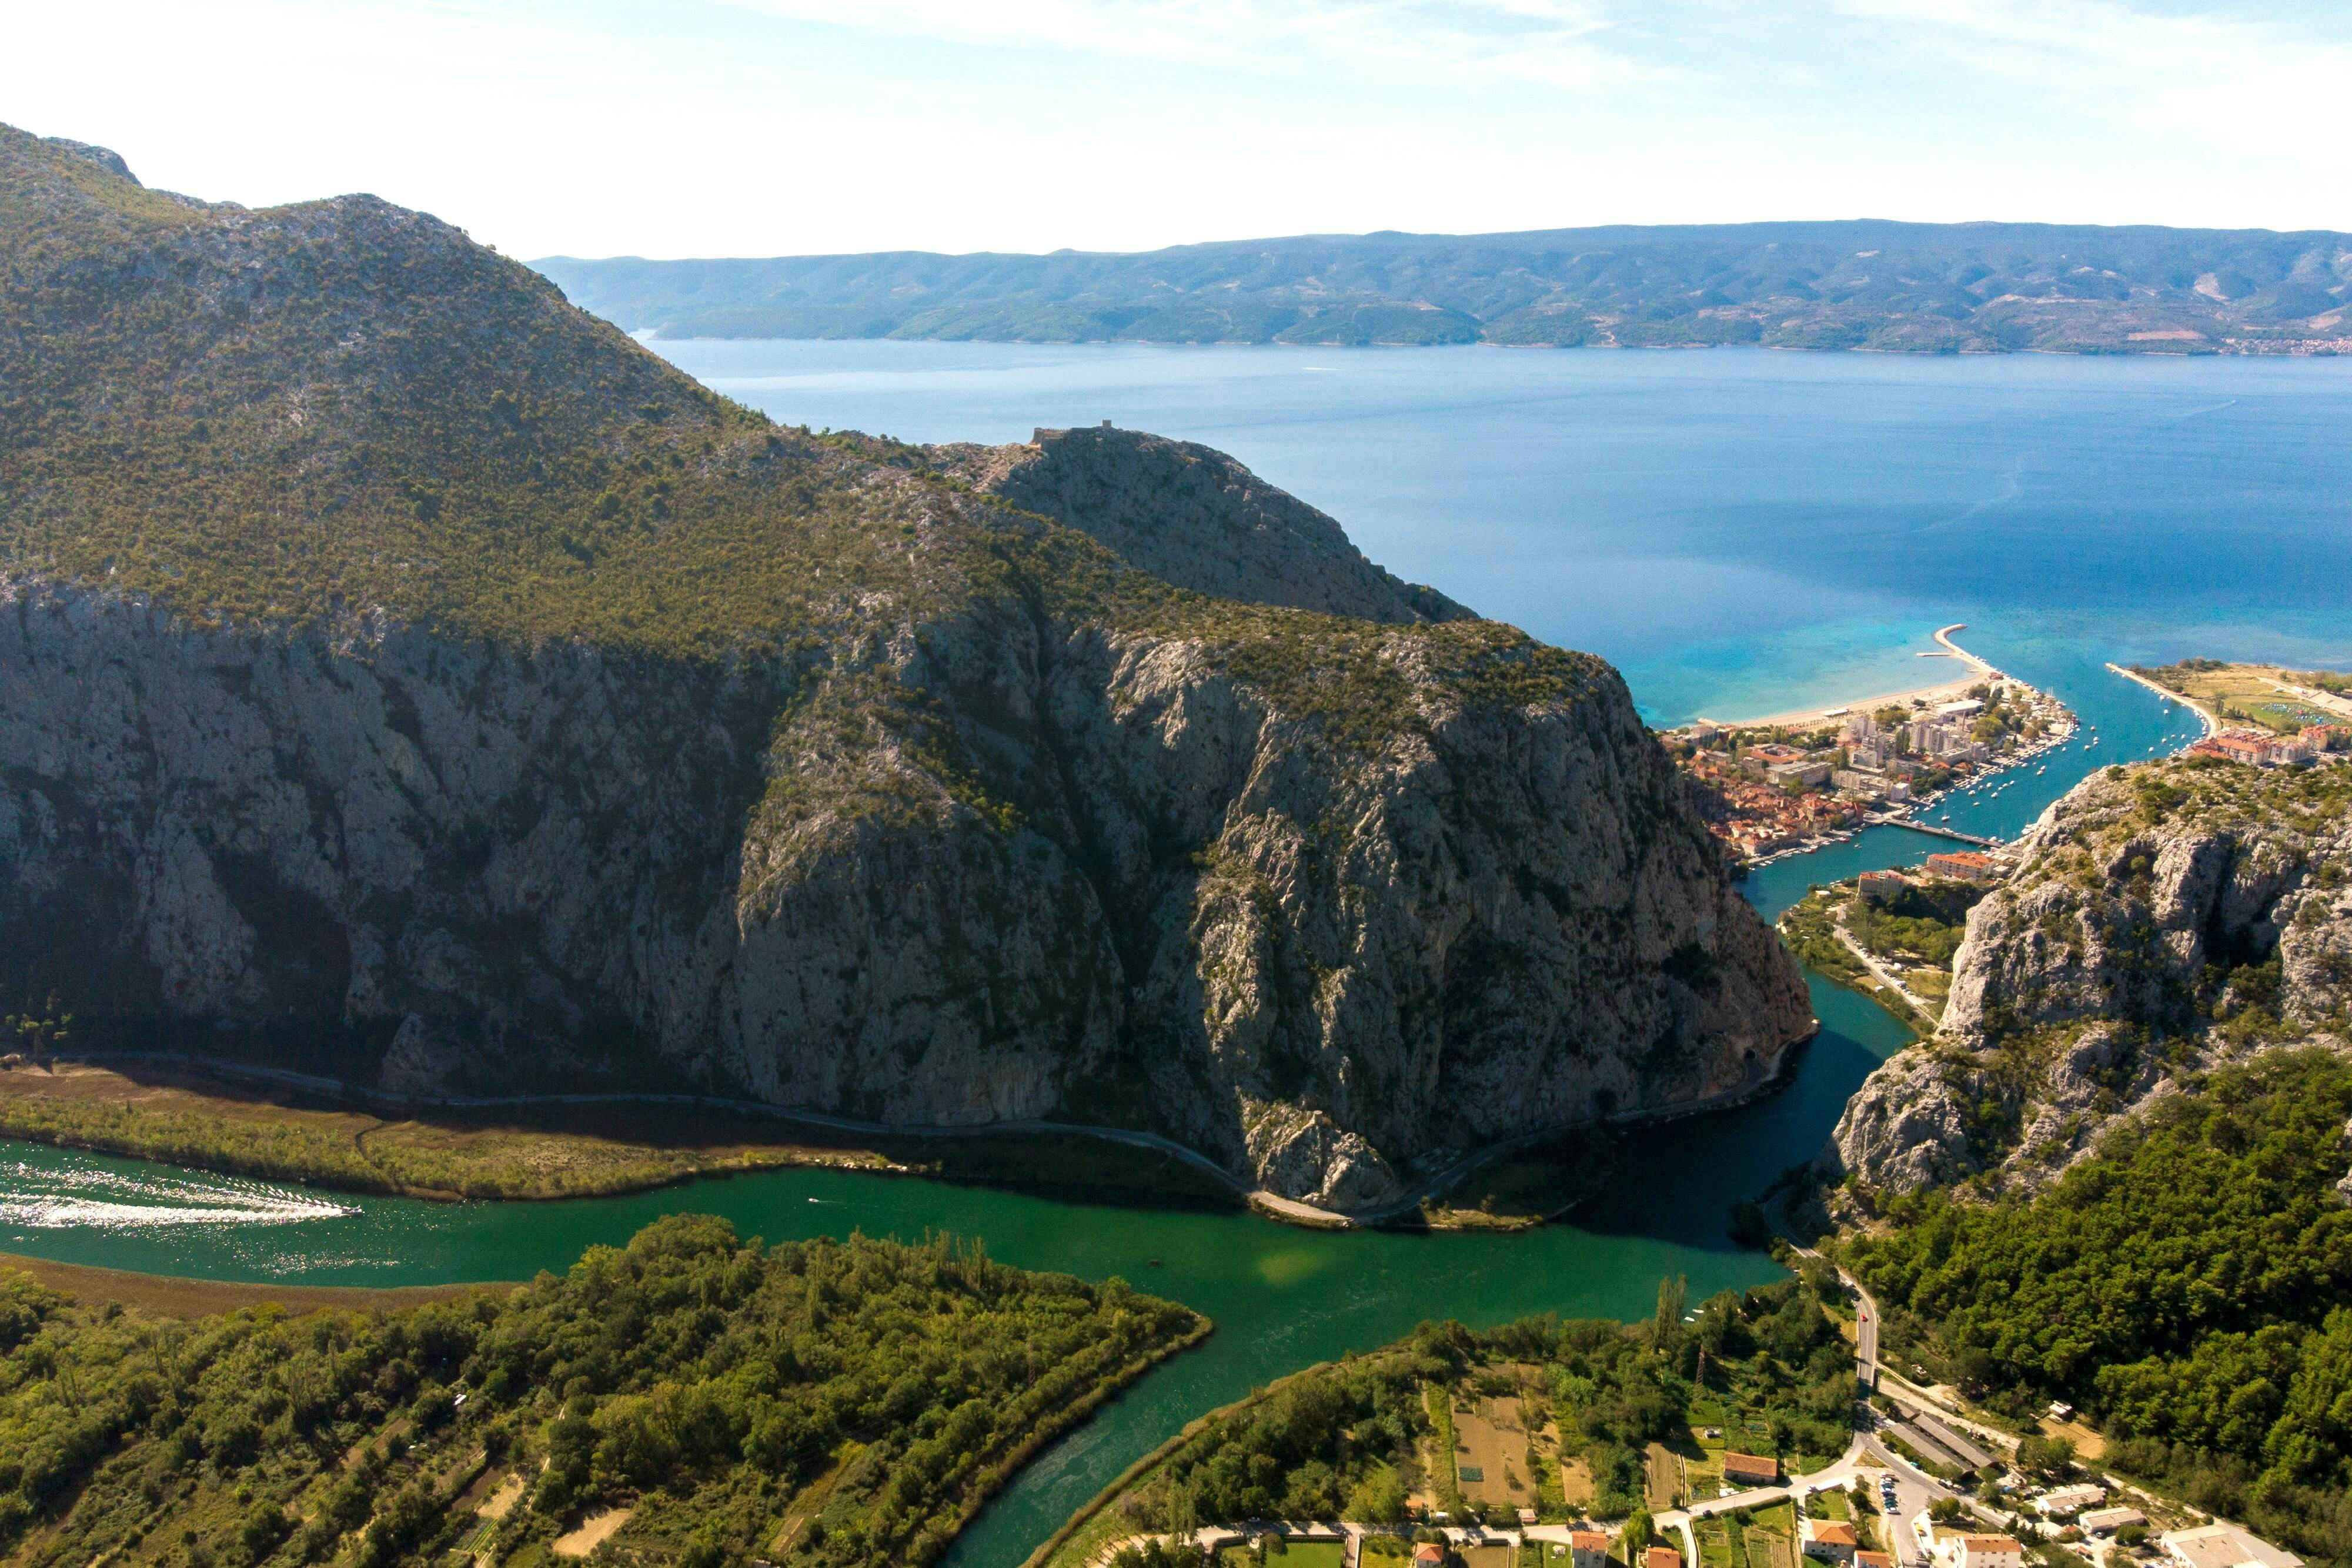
[{"x1": 0, "y1": 126, "x2": 1812, "y2": 1211}]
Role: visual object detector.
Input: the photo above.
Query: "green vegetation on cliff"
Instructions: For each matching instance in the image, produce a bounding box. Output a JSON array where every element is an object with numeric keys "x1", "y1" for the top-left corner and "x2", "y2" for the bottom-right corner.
[
  {"x1": 0, "y1": 1215, "x2": 1204, "y2": 1568},
  {"x1": 1844, "y1": 1051, "x2": 2352, "y2": 1566},
  {"x1": 0, "y1": 122, "x2": 1599, "y2": 709}
]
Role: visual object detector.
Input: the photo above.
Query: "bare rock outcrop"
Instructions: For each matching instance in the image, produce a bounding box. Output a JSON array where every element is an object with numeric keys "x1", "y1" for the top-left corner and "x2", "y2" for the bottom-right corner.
[
  {"x1": 0, "y1": 568, "x2": 1811, "y2": 1209},
  {"x1": 1826, "y1": 759, "x2": 2352, "y2": 1201}
]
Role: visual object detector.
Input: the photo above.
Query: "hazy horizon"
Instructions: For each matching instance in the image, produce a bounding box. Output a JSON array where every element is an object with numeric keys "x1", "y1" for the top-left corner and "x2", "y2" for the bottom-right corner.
[{"x1": 5, "y1": 1, "x2": 2346, "y2": 262}]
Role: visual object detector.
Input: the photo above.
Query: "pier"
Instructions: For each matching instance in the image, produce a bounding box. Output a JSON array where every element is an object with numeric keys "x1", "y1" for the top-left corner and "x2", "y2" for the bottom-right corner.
[
  {"x1": 1863, "y1": 814, "x2": 2003, "y2": 848},
  {"x1": 2104, "y1": 661, "x2": 2220, "y2": 738}
]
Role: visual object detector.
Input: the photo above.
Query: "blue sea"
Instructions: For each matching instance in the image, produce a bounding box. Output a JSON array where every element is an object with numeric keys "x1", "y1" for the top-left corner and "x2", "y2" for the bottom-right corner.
[{"x1": 652, "y1": 338, "x2": 2352, "y2": 852}]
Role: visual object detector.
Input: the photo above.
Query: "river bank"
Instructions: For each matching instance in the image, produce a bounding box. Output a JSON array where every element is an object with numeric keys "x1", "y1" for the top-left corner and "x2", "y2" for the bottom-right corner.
[
  {"x1": 0, "y1": 1248, "x2": 509, "y2": 1318},
  {"x1": 4, "y1": 1024, "x2": 1822, "y2": 1236}
]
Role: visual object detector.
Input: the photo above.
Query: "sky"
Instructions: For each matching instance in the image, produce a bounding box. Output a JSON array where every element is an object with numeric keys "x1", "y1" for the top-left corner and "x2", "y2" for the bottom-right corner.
[{"x1": 6, "y1": 0, "x2": 2349, "y2": 259}]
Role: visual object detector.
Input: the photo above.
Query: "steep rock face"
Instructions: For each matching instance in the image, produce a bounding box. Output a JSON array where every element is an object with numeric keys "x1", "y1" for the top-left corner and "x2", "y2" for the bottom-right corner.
[
  {"x1": 934, "y1": 426, "x2": 1472, "y2": 626},
  {"x1": 1, "y1": 573, "x2": 1810, "y2": 1208},
  {"x1": 1826, "y1": 760, "x2": 2352, "y2": 1199},
  {"x1": 0, "y1": 125, "x2": 1812, "y2": 1209}
]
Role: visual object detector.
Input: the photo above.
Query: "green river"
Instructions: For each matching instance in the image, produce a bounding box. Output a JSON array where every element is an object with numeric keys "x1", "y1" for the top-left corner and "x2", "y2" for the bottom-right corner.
[{"x1": 0, "y1": 857, "x2": 1914, "y2": 1567}]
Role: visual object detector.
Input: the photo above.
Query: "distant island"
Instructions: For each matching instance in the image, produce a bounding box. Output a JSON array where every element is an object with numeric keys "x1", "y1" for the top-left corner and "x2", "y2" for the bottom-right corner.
[{"x1": 535, "y1": 219, "x2": 2352, "y2": 355}]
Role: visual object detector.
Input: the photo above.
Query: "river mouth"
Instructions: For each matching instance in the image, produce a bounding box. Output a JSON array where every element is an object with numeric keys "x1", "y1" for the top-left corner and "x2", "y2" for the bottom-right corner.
[{"x1": 0, "y1": 625, "x2": 2224, "y2": 1568}]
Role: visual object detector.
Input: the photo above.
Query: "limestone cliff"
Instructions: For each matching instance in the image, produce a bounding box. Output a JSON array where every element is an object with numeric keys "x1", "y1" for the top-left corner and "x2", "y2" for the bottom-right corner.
[
  {"x1": 0, "y1": 126, "x2": 1811, "y2": 1209},
  {"x1": 1826, "y1": 758, "x2": 2352, "y2": 1199}
]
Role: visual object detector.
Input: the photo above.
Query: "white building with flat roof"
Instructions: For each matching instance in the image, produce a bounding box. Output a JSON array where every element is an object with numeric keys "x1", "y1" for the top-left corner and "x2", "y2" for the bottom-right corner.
[{"x1": 2161, "y1": 1524, "x2": 2301, "y2": 1568}]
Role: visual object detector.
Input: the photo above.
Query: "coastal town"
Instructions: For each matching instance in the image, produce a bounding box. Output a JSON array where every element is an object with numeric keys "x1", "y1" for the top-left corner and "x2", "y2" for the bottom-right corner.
[{"x1": 1663, "y1": 660, "x2": 2077, "y2": 867}]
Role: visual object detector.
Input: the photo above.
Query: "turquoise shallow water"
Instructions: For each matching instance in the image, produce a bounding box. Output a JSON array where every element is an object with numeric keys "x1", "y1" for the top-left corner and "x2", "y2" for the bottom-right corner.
[{"x1": 5, "y1": 343, "x2": 2348, "y2": 1563}]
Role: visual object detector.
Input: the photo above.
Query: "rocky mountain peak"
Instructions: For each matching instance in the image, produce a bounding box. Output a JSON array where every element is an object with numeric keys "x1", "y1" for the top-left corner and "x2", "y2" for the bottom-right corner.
[
  {"x1": 934, "y1": 424, "x2": 1473, "y2": 625},
  {"x1": 1826, "y1": 757, "x2": 2352, "y2": 1202},
  {"x1": 0, "y1": 119, "x2": 1812, "y2": 1212}
]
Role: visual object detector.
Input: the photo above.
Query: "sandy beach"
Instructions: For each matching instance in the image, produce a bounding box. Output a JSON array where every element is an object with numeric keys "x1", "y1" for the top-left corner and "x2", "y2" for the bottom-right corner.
[{"x1": 1696, "y1": 625, "x2": 2004, "y2": 731}]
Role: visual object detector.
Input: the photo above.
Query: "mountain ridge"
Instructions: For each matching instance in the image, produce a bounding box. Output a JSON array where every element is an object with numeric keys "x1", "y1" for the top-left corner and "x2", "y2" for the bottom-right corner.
[{"x1": 535, "y1": 217, "x2": 2352, "y2": 355}]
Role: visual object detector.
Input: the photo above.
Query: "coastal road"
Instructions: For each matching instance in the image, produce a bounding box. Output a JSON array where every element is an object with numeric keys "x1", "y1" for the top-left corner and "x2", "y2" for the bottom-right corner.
[{"x1": 1763, "y1": 1193, "x2": 1882, "y2": 1398}]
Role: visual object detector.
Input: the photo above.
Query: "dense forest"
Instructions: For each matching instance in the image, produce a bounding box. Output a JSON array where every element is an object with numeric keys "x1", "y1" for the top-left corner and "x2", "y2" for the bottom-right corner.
[
  {"x1": 536, "y1": 219, "x2": 2352, "y2": 355},
  {"x1": 0, "y1": 1215, "x2": 1203, "y2": 1568},
  {"x1": 1067, "y1": 1271, "x2": 1855, "y2": 1563},
  {"x1": 1843, "y1": 1050, "x2": 2352, "y2": 1566}
]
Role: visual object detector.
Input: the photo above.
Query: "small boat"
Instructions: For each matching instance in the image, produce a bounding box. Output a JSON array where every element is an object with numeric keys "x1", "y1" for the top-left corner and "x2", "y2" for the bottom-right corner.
[{"x1": 1148, "y1": 1258, "x2": 1163, "y2": 1268}]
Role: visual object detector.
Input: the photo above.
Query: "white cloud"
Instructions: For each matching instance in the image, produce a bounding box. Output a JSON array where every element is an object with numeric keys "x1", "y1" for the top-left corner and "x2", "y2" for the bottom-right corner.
[
  {"x1": 720, "y1": 0, "x2": 1656, "y2": 89},
  {"x1": 1, "y1": 0, "x2": 2344, "y2": 256},
  {"x1": 1831, "y1": 0, "x2": 2352, "y2": 168}
]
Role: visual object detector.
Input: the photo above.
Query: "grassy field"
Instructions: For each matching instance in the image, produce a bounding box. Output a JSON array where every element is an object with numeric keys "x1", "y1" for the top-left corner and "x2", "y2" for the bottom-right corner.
[
  {"x1": 2134, "y1": 660, "x2": 2352, "y2": 733},
  {"x1": 0, "y1": 1060, "x2": 1250, "y2": 1208},
  {"x1": 0, "y1": 1060, "x2": 900, "y2": 1199},
  {"x1": 1258, "y1": 1543, "x2": 1346, "y2": 1568},
  {"x1": 0, "y1": 1249, "x2": 508, "y2": 1317}
]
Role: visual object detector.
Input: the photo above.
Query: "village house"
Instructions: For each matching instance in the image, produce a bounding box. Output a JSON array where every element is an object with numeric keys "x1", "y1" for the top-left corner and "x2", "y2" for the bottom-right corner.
[
  {"x1": 2193, "y1": 730, "x2": 2313, "y2": 768},
  {"x1": 1936, "y1": 1533, "x2": 2024, "y2": 1568},
  {"x1": 2033, "y1": 1485, "x2": 2106, "y2": 1517},
  {"x1": 1925, "y1": 850, "x2": 2000, "y2": 884},
  {"x1": 1414, "y1": 1544, "x2": 1446, "y2": 1568},
  {"x1": 1719, "y1": 1451, "x2": 1780, "y2": 1487},
  {"x1": 1856, "y1": 1553, "x2": 1893, "y2": 1568},
  {"x1": 1857, "y1": 869, "x2": 1912, "y2": 904},
  {"x1": 1802, "y1": 1520, "x2": 1860, "y2": 1563},
  {"x1": 1570, "y1": 1531, "x2": 1612, "y2": 1568},
  {"x1": 1644, "y1": 1547, "x2": 1685, "y2": 1568},
  {"x1": 2079, "y1": 1509, "x2": 2146, "y2": 1536},
  {"x1": 2301, "y1": 724, "x2": 2350, "y2": 753}
]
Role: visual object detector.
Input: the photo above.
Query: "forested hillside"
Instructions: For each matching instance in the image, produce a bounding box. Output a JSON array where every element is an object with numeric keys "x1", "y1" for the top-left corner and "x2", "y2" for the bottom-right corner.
[
  {"x1": 1845, "y1": 1051, "x2": 2352, "y2": 1566},
  {"x1": 536, "y1": 220, "x2": 2352, "y2": 355},
  {"x1": 1825, "y1": 754, "x2": 2352, "y2": 1567},
  {"x1": 0, "y1": 1216, "x2": 1204, "y2": 1568}
]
